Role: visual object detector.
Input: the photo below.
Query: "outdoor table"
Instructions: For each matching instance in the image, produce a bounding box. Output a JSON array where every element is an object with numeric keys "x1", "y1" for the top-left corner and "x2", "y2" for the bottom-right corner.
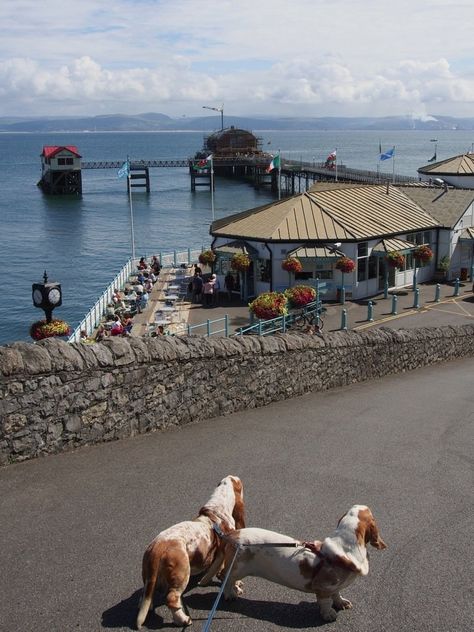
[
  {"x1": 156, "y1": 305, "x2": 175, "y2": 313},
  {"x1": 167, "y1": 284, "x2": 180, "y2": 291},
  {"x1": 164, "y1": 294, "x2": 179, "y2": 301},
  {"x1": 154, "y1": 318, "x2": 169, "y2": 326}
]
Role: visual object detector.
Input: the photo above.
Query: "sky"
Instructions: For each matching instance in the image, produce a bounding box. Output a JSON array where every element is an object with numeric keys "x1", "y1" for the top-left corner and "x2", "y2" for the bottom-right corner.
[{"x1": 0, "y1": 0, "x2": 473, "y2": 120}]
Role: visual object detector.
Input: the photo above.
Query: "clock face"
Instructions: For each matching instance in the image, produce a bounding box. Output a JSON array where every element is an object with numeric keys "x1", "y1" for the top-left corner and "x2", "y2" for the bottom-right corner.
[
  {"x1": 48, "y1": 288, "x2": 61, "y2": 305},
  {"x1": 33, "y1": 289, "x2": 43, "y2": 306}
]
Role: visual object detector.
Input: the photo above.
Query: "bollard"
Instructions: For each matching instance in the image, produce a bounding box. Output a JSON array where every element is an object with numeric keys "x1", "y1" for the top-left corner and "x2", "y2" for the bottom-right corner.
[
  {"x1": 340, "y1": 308, "x2": 347, "y2": 330},
  {"x1": 453, "y1": 278, "x2": 460, "y2": 297},
  {"x1": 367, "y1": 300, "x2": 374, "y2": 322},
  {"x1": 413, "y1": 288, "x2": 420, "y2": 309},
  {"x1": 340, "y1": 286, "x2": 346, "y2": 305},
  {"x1": 435, "y1": 284, "x2": 441, "y2": 302},
  {"x1": 224, "y1": 314, "x2": 229, "y2": 337},
  {"x1": 383, "y1": 279, "x2": 389, "y2": 299},
  {"x1": 391, "y1": 294, "x2": 398, "y2": 315}
]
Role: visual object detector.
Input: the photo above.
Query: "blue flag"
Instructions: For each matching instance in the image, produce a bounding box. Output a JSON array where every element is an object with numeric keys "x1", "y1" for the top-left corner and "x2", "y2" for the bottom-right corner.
[
  {"x1": 380, "y1": 147, "x2": 395, "y2": 161},
  {"x1": 117, "y1": 161, "x2": 129, "y2": 178}
]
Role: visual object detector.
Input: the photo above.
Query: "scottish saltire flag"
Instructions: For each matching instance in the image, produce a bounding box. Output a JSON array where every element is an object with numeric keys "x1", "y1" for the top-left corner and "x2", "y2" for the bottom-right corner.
[
  {"x1": 117, "y1": 161, "x2": 129, "y2": 178},
  {"x1": 380, "y1": 147, "x2": 395, "y2": 161},
  {"x1": 266, "y1": 153, "x2": 281, "y2": 173}
]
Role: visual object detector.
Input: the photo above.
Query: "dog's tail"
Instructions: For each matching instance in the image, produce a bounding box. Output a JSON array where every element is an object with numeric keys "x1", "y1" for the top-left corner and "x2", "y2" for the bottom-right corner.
[{"x1": 136, "y1": 542, "x2": 160, "y2": 630}]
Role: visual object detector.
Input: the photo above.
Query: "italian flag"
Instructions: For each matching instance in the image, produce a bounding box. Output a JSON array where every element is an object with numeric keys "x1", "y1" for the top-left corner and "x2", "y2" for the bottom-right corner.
[
  {"x1": 266, "y1": 153, "x2": 281, "y2": 173},
  {"x1": 196, "y1": 154, "x2": 213, "y2": 170}
]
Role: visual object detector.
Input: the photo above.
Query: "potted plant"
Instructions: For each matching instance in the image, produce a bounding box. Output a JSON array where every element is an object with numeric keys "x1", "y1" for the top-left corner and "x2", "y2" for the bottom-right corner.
[
  {"x1": 30, "y1": 319, "x2": 71, "y2": 341},
  {"x1": 335, "y1": 257, "x2": 355, "y2": 274},
  {"x1": 249, "y1": 292, "x2": 288, "y2": 320},
  {"x1": 231, "y1": 253, "x2": 251, "y2": 272},
  {"x1": 386, "y1": 251, "x2": 405, "y2": 270},
  {"x1": 198, "y1": 249, "x2": 216, "y2": 266},
  {"x1": 281, "y1": 257, "x2": 303, "y2": 274},
  {"x1": 434, "y1": 255, "x2": 450, "y2": 281},
  {"x1": 285, "y1": 285, "x2": 316, "y2": 308},
  {"x1": 413, "y1": 244, "x2": 433, "y2": 264}
]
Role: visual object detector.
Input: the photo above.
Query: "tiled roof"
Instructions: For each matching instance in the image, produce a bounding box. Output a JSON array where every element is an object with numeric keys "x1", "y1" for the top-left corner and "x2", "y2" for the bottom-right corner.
[
  {"x1": 418, "y1": 153, "x2": 474, "y2": 175},
  {"x1": 41, "y1": 145, "x2": 81, "y2": 159},
  {"x1": 211, "y1": 185, "x2": 439, "y2": 243},
  {"x1": 401, "y1": 187, "x2": 474, "y2": 228}
]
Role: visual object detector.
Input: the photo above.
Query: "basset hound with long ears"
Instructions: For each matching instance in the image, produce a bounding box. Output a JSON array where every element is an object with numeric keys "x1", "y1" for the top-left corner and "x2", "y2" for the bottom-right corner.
[
  {"x1": 137, "y1": 475, "x2": 245, "y2": 629},
  {"x1": 200, "y1": 504, "x2": 386, "y2": 623}
]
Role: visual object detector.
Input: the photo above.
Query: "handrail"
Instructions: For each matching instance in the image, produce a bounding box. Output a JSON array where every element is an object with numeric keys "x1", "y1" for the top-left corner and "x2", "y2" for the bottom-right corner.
[
  {"x1": 181, "y1": 315, "x2": 229, "y2": 338},
  {"x1": 234, "y1": 299, "x2": 323, "y2": 337},
  {"x1": 68, "y1": 247, "x2": 204, "y2": 343}
]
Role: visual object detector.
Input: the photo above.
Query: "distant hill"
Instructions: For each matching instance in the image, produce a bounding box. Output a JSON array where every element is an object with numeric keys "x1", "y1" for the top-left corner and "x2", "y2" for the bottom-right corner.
[{"x1": 1, "y1": 112, "x2": 474, "y2": 132}]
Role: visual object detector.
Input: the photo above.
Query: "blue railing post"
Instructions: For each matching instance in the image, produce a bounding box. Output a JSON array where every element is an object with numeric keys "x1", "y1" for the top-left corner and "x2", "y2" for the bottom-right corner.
[
  {"x1": 206, "y1": 320, "x2": 211, "y2": 337},
  {"x1": 367, "y1": 300, "x2": 374, "y2": 322},
  {"x1": 282, "y1": 313, "x2": 286, "y2": 333},
  {"x1": 413, "y1": 262, "x2": 417, "y2": 291},
  {"x1": 159, "y1": 252, "x2": 163, "y2": 265},
  {"x1": 383, "y1": 277, "x2": 389, "y2": 299},
  {"x1": 340, "y1": 286, "x2": 346, "y2": 305},
  {"x1": 340, "y1": 308, "x2": 347, "y2": 331},
  {"x1": 435, "y1": 284, "x2": 441, "y2": 302},
  {"x1": 453, "y1": 278, "x2": 460, "y2": 296},
  {"x1": 224, "y1": 315, "x2": 229, "y2": 337},
  {"x1": 391, "y1": 294, "x2": 398, "y2": 315},
  {"x1": 174, "y1": 250, "x2": 177, "y2": 267},
  {"x1": 258, "y1": 319, "x2": 263, "y2": 335},
  {"x1": 187, "y1": 247, "x2": 191, "y2": 264},
  {"x1": 413, "y1": 288, "x2": 420, "y2": 309}
]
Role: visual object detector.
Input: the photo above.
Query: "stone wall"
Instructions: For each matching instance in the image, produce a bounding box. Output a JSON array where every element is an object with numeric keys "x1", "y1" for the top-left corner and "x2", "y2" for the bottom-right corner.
[{"x1": 1, "y1": 325, "x2": 474, "y2": 465}]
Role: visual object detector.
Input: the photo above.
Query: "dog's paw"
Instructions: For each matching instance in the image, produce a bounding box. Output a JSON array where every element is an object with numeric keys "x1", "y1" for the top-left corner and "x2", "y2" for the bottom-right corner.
[
  {"x1": 172, "y1": 609, "x2": 192, "y2": 627},
  {"x1": 333, "y1": 596, "x2": 353, "y2": 611},
  {"x1": 320, "y1": 607, "x2": 338, "y2": 622},
  {"x1": 233, "y1": 581, "x2": 244, "y2": 596}
]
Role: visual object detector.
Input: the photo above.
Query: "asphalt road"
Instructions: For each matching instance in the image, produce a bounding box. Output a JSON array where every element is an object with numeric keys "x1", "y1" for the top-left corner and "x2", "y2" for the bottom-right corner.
[{"x1": 1, "y1": 358, "x2": 473, "y2": 632}]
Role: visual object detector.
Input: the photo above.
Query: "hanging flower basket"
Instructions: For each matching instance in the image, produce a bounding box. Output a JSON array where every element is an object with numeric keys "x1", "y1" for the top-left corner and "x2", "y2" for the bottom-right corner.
[
  {"x1": 335, "y1": 257, "x2": 355, "y2": 274},
  {"x1": 198, "y1": 249, "x2": 217, "y2": 266},
  {"x1": 281, "y1": 257, "x2": 303, "y2": 273},
  {"x1": 30, "y1": 319, "x2": 71, "y2": 341},
  {"x1": 231, "y1": 253, "x2": 251, "y2": 272},
  {"x1": 386, "y1": 251, "x2": 405, "y2": 270},
  {"x1": 249, "y1": 292, "x2": 288, "y2": 320},
  {"x1": 285, "y1": 285, "x2": 316, "y2": 308},
  {"x1": 413, "y1": 244, "x2": 433, "y2": 263}
]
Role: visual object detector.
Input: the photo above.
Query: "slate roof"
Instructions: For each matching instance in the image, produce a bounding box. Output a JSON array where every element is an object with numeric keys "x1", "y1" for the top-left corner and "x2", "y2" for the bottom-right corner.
[
  {"x1": 401, "y1": 187, "x2": 474, "y2": 228},
  {"x1": 418, "y1": 153, "x2": 474, "y2": 175}
]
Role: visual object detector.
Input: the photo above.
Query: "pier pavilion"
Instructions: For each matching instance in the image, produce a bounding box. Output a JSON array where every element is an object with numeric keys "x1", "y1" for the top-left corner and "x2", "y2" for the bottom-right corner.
[
  {"x1": 38, "y1": 145, "x2": 82, "y2": 195},
  {"x1": 209, "y1": 182, "x2": 474, "y2": 301}
]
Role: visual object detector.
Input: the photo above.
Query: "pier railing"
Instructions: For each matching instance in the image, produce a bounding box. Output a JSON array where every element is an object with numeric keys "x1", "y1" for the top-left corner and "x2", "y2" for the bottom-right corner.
[{"x1": 68, "y1": 247, "x2": 203, "y2": 343}]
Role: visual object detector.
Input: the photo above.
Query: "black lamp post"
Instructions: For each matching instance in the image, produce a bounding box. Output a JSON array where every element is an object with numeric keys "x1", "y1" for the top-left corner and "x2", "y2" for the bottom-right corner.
[{"x1": 32, "y1": 271, "x2": 62, "y2": 323}]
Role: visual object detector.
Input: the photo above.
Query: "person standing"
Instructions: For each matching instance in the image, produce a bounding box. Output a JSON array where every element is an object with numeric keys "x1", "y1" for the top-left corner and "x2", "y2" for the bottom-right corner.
[
  {"x1": 192, "y1": 273, "x2": 203, "y2": 303},
  {"x1": 202, "y1": 275, "x2": 215, "y2": 307},
  {"x1": 224, "y1": 271, "x2": 235, "y2": 301}
]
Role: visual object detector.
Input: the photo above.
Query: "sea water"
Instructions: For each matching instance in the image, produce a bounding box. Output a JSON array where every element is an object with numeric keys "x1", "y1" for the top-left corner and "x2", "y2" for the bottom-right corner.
[{"x1": 0, "y1": 129, "x2": 472, "y2": 345}]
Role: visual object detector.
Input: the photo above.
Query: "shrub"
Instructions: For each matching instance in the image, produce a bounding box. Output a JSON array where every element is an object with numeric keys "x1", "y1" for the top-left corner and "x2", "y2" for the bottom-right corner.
[{"x1": 285, "y1": 285, "x2": 316, "y2": 307}]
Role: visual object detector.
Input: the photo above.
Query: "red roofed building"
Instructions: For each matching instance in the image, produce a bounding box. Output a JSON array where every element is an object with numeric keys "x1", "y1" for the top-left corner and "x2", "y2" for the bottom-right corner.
[{"x1": 39, "y1": 146, "x2": 82, "y2": 195}]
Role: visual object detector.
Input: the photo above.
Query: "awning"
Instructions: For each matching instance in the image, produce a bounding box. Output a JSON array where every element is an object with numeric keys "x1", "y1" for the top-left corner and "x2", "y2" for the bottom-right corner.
[
  {"x1": 214, "y1": 240, "x2": 259, "y2": 256},
  {"x1": 459, "y1": 227, "x2": 474, "y2": 241},
  {"x1": 372, "y1": 238, "x2": 416, "y2": 256},
  {"x1": 288, "y1": 245, "x2": 345, "y2": 262}
]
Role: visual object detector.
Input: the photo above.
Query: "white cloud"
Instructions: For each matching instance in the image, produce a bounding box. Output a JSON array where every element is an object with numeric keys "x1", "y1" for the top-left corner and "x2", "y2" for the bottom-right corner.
[{"x1": 0, "y1": 0, "x2": 473, "y2": 117}]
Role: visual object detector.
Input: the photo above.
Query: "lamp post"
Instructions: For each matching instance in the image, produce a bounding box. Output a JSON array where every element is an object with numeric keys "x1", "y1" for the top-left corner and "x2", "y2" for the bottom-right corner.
[
  {"x1": 202, "y1": 104, "x2": 224, "y2": 130},
  {"x1": 32, "y1": 271, "x2": 62, "y2": 323}
]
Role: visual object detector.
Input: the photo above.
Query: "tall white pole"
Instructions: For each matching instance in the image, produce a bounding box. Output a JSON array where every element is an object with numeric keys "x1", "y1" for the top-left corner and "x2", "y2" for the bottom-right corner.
[
  {"x1": 210, "y1": 156, "x2": 215, "y2": 221},
  {"x1": 335, "y1": 147, "x2": 338, "y2": 182},
  {"x1": 128, "y1": 171, "x2": 136, "y2": 261},
  {"x1": 278, "y1": 149, "x2": 281, "y2": 200},
  {"x1": 392, "y1": 146, "x2": 395, "y2": 184}
]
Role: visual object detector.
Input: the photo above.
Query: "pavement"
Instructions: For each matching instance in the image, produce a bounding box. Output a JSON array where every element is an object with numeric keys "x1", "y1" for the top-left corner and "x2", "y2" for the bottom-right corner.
[
  {"x1": 185, "y1": 279, "x2": 474, "y2": 335},
  {"x1": 1, "y1": 357, "x2": 473, "y2": 631}
]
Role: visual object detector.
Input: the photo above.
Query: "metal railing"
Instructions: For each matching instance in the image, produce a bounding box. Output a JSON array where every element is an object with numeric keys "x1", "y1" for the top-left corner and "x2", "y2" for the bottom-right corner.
[
  {"x1": 183, "y1": 315, "x2": 230, "y2": 338},
  {"x1": 234, "y1": 299, "x2": 323, "y2": 337},
  {"x1": 68, "y1": 247, "x2": 204, "y2": 343}
]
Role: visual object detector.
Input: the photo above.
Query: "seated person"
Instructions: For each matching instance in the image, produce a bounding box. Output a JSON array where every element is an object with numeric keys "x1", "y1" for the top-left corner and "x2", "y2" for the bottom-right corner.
[
  {"x1": 112, "y1": 288, "x2": 126, "y2": 310},
  {"x1": 139, "y1": 290, "x2": 149, "y2": 310},
  {"x1": 110, "y1": 315, "x2": 124, "y2": 336},
  {"x1": 138, "y1": 256, "x2": 148, "y2": 270},
  {"x1": 122, "y1": 313, "x2": 134, "y2": 335}
]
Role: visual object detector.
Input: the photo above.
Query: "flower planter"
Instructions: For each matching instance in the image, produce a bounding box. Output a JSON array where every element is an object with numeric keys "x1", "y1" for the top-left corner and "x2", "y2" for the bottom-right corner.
[
  {"x1": 30, "y1": 319, "x2": 71, "y2": 341},
  {"x1": 249, "y1": 292, "x2": 287, "y2": 320},
  {"x1": 285, "y1": 285, "x2": 316, "y2": 308}
]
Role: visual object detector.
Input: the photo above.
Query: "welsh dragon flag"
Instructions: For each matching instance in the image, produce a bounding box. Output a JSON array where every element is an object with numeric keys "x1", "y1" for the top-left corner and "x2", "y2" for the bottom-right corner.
[
  {"x1": 266, "y1": 154, "x2": 281, "y2": 173},
  {"x1": 195, "y1": 154, "x2": 213, "y2": 170}
]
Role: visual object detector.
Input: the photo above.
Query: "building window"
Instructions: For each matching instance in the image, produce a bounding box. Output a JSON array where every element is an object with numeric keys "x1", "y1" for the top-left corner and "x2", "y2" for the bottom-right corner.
[
  {"x1": 66, "y1": 158, "x2": 73, "y2": 165},
  {"x1": 257, "y1": 258, "x2": 271, "y2": 283},
  {"x1": 357, "y1": 242, "x2": 377, "y2": 282},
  {"x1": 406, "y1": 231, "x2": 431, "y2": 245}
]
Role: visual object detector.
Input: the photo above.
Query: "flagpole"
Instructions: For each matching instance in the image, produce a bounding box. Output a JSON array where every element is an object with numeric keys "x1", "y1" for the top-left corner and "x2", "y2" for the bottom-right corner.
[
  {"x1": 278, "y1": 149, "x2": 281, "y2": 200},
  {"x1": 335, "y1": 147, "x2": 338, "y2": 182},
  {"x1": 392, "y1": 146, "x2": 395, "y2": 184},
  {"x1": 127, "y1": 158, "x2": 136, "y2": 262},
  {"x1": 210, "y1": 155, "x2": 215, "y2": 221}
]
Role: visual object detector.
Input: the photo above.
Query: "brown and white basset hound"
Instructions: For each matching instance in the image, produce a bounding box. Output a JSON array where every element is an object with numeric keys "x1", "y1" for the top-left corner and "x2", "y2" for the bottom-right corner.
[
  {"x1": 199, "y1": 504, "x2": 386, "y2": 623},
  {"x1": 136, "y1": 475, "x2": 244, "y2": 629}
]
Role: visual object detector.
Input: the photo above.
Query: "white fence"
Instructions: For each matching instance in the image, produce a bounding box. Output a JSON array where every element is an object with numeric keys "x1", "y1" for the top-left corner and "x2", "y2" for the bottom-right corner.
[{"x1": 68, "y1": 247, "x2": 204, "y2": 342}]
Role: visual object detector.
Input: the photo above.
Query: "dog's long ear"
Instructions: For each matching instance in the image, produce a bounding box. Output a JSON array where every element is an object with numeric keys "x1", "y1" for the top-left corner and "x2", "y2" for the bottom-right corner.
[
  {"x1": 367, "y1": 518, "x2": 387, "y2": 550},
  {"x1": 358, "y1": 508, "x2": 387, "y2": 550},
  {"x1": 231, "y1": 478, "x2": 245, "y2": 529}
]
